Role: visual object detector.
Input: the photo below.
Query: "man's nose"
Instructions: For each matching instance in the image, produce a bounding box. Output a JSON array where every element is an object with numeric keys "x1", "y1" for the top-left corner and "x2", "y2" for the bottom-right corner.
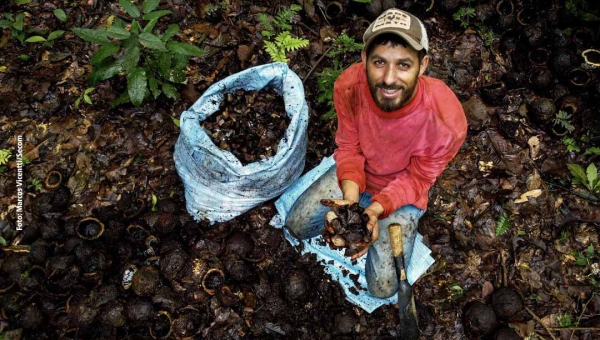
[{"x1": 382, "y1": 66, "x2": 397, "y2": 85}]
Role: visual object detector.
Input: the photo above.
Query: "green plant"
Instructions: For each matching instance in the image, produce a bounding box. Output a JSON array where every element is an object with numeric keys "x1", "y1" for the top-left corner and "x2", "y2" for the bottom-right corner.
[
  {"x1": 559, "y1": 230, "x2": 572, "y2": 244},
  {"x1": 13, "y1": 0, "x2": 32, "y2": 4},
  {"x1": 151, "y1": 193, "x2": 158, "y2": 211},
  {"x1": 447, "y1": 283, "x2": 464, "y2": 300},
  {"x1": 0, "y1": 149, "x2": 11, "y2": 165},
  {"x1": 75, "y1": 87, "x2": 95, "y2": 109},
  {"x1": 326, "y1": 34, "x2": 363, "y2": 58},
  {"x1": 474, "y1": 23, "x2": 496, "y2": 47},
  {"x1": 28, "y1": 178, "x2": 42, "y2": 192},
  {"x1": 0, "y1": 13, "x2": 28, "y2": 43},
  {"x1": 556, "y1": 312, "x2": 573, "y2": 327},
  {"x1": 572, "y1": 244, "x2": 595, "y2": 266},
  {"x1": 317, "y1": 59, "x2": 344, "y2": 120},
  {"x1": 453, "y1": 6, "x2": 475, "y2": 28},
  {"x1": 204, "y1": 1, "x2": 230, "y2": 15},
  {"x1": 0, "y1": 235, "x2": 6, "y2": 247},
  {"x1": 21, "y1": 155, "x2": 30, "y2": 166},
  {"x1": 554, "y1": 110, "x2": 576, "y2": 133},
  {"x1": 562, "y1": 136, "x2": 581, "y2": 153},
  {"x1": 73, "y1": 0, "x2": 205, "y2": 107},
  {"x1": 584, "y1": 147, "x2": 600, "y2": 156},
  {"x1": 567, "y1": 162, "x2": 600, "y2": 193},
  {"x1": 566, "y1": 0, "x2": 599, "y2": 21},
  {"x1": 258, "y1": 5, "x2": 308, "y2": 63},
  {"x1": 495, "y1": 211, "x2": 511, "y2": 236},
  {"x1": 24, "y1": 29, "x2": 65, "y2": 45}
]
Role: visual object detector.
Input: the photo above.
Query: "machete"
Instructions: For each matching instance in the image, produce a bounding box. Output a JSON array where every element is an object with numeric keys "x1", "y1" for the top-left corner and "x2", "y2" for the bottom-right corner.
[{"x1": 389, "y1": 223, "x2": 420, "y2": 340}]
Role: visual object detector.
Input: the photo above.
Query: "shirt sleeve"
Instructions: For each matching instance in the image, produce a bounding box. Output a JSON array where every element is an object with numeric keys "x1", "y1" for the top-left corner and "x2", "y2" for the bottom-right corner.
[
  {"x1": 332, "y1": 80, "x2": 367, "y2": 192},
  {"x1": 370, "y1": 129, "x2": 466, "y2": 219}
]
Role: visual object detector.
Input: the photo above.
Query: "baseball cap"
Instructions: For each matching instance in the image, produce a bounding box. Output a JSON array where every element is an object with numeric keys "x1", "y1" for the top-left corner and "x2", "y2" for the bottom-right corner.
[{"x1": 363, "y1": 8, "x2": 429, "y2": 54}]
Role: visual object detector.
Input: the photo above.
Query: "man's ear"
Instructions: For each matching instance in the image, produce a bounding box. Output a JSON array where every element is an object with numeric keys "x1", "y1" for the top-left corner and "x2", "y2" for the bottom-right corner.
[
  {"x1": 361, "y1": 50, "x2": 367, "y2": 64},
  {"x1": 419, "y1": 54, "x2": 430, "y2": 76}
]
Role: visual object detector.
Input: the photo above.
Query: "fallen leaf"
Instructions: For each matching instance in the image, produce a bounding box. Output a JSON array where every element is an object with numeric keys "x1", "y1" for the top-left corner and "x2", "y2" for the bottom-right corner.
[
  {"x1": 514, "y1": 189, "x2": 543, "y2": 203},
  {"x1": 527, "y1": 136, "x2": 540, "y2": 160}
]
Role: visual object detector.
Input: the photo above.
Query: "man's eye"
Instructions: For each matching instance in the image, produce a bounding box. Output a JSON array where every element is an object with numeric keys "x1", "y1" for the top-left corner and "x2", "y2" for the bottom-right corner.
[
  {"x1": 399, "y1": 63, "x2": 410, "y2": 68},
  {"x1": 374, "y1": 60, "x2": 384, "y2": 65}
]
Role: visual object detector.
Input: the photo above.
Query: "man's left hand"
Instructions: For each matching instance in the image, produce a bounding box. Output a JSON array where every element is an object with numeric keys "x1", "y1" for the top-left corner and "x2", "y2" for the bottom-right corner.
[{"x1": 351, "y1": 202, "x2": 384, "y2": 260}]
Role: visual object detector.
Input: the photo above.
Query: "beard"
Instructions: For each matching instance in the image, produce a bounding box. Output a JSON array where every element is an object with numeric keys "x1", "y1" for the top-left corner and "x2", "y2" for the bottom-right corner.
[{"x1": 366, "y1": 68, "x2": 420, "y2": 112}]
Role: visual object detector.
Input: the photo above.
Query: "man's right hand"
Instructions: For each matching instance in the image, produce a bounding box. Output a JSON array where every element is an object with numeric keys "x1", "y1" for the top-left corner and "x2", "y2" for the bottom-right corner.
[{"x1": 320, "y1": 198, "x2": 356, "y2": 208}]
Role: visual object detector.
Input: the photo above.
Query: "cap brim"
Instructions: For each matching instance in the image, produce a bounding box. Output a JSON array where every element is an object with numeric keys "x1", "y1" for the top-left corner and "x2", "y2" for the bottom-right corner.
[{"x1": 364, "y1": 31, "x2": 425, "y2": 54}]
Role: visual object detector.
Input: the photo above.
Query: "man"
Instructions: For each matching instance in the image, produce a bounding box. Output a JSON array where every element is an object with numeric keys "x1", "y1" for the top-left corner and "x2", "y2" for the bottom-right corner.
[{"x1": 285, "y1": 8, "x2": 467, "y2": 299}]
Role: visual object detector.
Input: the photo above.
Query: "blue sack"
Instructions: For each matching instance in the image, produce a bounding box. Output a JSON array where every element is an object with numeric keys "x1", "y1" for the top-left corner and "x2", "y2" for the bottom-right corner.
[{"x1": 174, "y1": 63, "x2": 308, "y2": 222}]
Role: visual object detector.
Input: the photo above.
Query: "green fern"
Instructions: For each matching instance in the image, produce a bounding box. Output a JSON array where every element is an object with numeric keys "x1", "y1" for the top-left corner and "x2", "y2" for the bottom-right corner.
[
  {"x1": 264, "y1": 40, "x2": 287, "y2": 62},
  {"x1": 326, "y1": 34, "x2": 364, "y2": 58},
  {"x1": 554, "y1": 110, "x2": 576, "y2": 133},
  {"x1": 495, "y1": 211, "x2": 511, "y2": 236},
  {"x1": 273, "y1": 4, "x2": 302, "y2": 31},
  {"x1": 258, "y1": 13, "x2": 275, "y2": 38},
  {"x1": 562, "y1": 136, "x2": 581, "y2": 153},
  {"x1": 0, "y1": 149, "x2": 11, "y2": 165},
  {"x1": 317, "y1": 59, "x2": 344, "y2": 120},
  {"x1": 276, "y1": 31, "x2": 309, "y2": 52},
  {"x1": 264, "y1": 32, "x2": 308, "y2": 62}
]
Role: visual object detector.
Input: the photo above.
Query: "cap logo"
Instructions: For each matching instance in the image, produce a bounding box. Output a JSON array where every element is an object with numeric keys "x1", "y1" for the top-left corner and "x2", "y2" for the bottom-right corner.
[{"x1": 372, "y1": 9, "x2": 411, "y2": 32}]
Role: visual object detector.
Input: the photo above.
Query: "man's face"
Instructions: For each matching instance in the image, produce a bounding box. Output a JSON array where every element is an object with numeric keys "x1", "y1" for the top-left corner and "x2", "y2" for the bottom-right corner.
[{"x1": 362, "y1": 42, "x2": 429, "y2": 112}]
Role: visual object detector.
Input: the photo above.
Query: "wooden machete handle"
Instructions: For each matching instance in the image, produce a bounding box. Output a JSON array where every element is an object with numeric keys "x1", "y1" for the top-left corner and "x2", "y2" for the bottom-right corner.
[{"x1": 389, "y1": 223, "x2": 403, "y2": 257}]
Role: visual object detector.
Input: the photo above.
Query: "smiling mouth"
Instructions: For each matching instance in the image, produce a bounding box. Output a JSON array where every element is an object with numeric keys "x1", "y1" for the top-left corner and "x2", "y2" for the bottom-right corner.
[{"x1": 379, "y1": 87, "x2": 402, "y2": 99}]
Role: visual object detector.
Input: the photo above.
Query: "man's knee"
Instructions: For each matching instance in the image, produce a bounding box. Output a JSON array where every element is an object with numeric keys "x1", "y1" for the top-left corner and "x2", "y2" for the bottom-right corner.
[{"x1": 368, "y1": 275, "x2": 397, "y2": 298}]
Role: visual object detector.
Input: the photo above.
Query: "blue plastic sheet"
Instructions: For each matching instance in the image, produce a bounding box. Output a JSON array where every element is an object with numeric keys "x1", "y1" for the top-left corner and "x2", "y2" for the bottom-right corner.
[
  {"x1": 174, "y1": 63, "x2": 308, "y2": 222},
  {"x1": 270, "y1": 156, "x2": 435, "y2": 313}
]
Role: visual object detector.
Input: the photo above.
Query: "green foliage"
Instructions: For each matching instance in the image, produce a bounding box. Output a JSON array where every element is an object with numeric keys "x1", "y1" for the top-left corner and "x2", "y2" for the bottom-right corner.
[
  {"x1": 572, "y1": 244, "x2": 595, "y2": 266},
  {"x1": 453, "y1": 7, "x2": 475, "y2": 28},
  {"x1": 474, "y1": 23, "x2": 496, "y2": 47},
  {"x1": 556, "y1": 312, "x2": 573, "y2": 327},
  {"x1": 75, "y1": 87, "x2": 95, "y2": 109},
  {"x1": 258, "y1": 5, "x2": 308, "y2": 63},
  {"x1": 204, "y1": 1, "x2": 230, "y2": 15},
  {"x1": 317, "y1": 59, "x2": 344, "y2": 120},
  {"x1": 559, "y1": 230, "x2": 572, "y2": 244},
  {"x1": 13, "y1": 0, "x2": 32, "y2": 5},
  {"x1": 28, "y1": 178, "x2": 42, "y2": 192},
  {"x1": 0, "y1": 149, "x2": 11, "y2": 165},
  {"x1": 21, "y1": 155, "x2": 30, "y2": 166},
  {"x1": 567, "y1": 162, "x2": 600, "y2": 193},
  {"x1": 554, "y1": 110, "x2": 576, "y2": 133},
  {"x1": 453, "y1": 5, "x2": 496, "y2": 46},
  {"x1": 447, "y1": 283, "x2": 464, "y2": 300},
  {"x1": 25, "y1": 30, "x2": 65, "y2": 46},
  {"x1": 54, "y1": 9, "x2": 67, "y2": 23},
  {"x1": 326, "y1": 34, "x2": 363, "y2": 58},
  {"x1": 566, "y1": 0, "x2": 599, "y2": 21},
  {"x1": 73, "y1": 0, "x2": 204, "y2": 107},
  {"x1": 495, "y1": 211, "x2": 511, "y2": 236},
  {"x1": 151, "y1": 193, "x2": 158, "y2": 211},
  {"x1": 584, "y1": 147, "x2": 600, "y2": 156},
  {"x1": 562, "y1": 136, "x2": 581, "y2": 153},
  {"x1": 0, "y1": 12, "x2": 28, "y2": 43},
  {"x1": 0, "y1": 235, "x2": 6, "y2": 247}
]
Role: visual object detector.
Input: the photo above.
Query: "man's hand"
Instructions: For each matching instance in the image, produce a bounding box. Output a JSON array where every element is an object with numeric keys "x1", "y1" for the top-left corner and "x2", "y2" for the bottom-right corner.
[
  {"x1": 320, "y1": 198, "x2": 356, "y2": 207},
  {"x1": 351, "y1": 201, "x2": 384, "y2": 260}
]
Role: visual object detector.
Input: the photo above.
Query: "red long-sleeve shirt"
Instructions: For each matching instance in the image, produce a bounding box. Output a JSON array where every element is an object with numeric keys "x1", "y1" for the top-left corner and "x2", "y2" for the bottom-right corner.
[{"x1": 333, "y1": 62, "x2": 467, "y2": 219}]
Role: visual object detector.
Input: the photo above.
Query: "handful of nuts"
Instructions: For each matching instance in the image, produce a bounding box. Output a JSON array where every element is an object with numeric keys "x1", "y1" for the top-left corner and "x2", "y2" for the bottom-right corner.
[{"x1": 320, "y1": 199, "x2": 371, "y2": 257}]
